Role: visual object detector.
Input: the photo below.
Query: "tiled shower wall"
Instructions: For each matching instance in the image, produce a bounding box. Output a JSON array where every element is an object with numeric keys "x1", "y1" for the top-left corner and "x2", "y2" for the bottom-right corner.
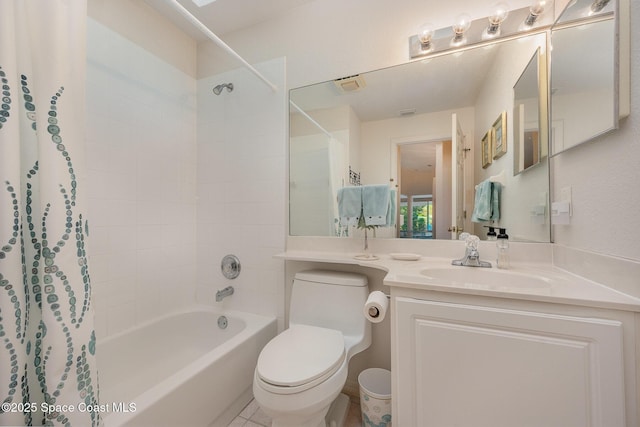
[
  {"x1": 86, "y1": 19, "x2": 198, "y2": 338},
  {"x1": 195, "y1": 58, "x2": 287, "y2": 330},
  {"x1": 86, "y1": 19, "x2": 286, "y2": 339}
]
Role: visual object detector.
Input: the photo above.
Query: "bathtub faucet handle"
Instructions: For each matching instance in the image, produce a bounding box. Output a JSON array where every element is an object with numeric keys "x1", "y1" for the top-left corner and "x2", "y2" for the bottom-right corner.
[{"x1": 216, "y1": 286, "x2": 234, "y2": 302}]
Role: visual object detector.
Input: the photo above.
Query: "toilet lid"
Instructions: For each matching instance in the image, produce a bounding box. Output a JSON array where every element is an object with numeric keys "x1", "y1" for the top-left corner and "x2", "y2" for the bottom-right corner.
[{"x1": 257, "y1": 325, "x2": 345, "y2": 388}]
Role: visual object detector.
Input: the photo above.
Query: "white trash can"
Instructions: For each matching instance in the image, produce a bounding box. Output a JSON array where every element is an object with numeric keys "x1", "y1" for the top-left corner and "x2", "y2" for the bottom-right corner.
[{"x1": 358, "y1": 368, "x2": 392, "y2": 427}]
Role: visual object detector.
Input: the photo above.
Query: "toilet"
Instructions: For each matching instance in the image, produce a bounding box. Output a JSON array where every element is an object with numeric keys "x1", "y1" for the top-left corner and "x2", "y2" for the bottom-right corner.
[{"x1": 253, "y1": 269, "x2": 371, "y2": 427}]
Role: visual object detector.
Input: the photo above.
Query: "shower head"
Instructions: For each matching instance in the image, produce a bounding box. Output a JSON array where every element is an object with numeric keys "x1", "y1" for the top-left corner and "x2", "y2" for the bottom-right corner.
[{"x1": 213, "y1": 83, "x2": 234, "y2": 95}]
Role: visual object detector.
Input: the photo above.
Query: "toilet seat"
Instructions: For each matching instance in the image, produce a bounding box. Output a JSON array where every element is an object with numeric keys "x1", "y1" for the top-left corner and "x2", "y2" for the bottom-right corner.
[{"x1": 256, "y1": 324, "x2": 345, "y2": 395}]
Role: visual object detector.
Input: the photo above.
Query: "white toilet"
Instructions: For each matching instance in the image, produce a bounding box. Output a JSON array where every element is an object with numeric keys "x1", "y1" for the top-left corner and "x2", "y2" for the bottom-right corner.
[{"x1": 253, "y1": 269, "x2": 371, "y2": 427}]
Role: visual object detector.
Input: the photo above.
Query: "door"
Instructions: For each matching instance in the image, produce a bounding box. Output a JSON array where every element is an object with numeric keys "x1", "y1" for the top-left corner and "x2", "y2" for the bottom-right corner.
[{"x1": 450, "y1": 113, "x2": 465, "y2": 239}]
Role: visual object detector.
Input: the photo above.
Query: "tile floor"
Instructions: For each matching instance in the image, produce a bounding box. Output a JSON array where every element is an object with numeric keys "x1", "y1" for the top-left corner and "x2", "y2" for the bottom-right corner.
[{"x1": 228, "y1": 398, "x2": 362, "y2": 427}]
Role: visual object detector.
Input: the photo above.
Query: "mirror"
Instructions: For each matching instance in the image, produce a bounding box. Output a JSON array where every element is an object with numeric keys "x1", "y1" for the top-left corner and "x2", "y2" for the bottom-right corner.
[
  {"x1": 290, "y1": 32, "x2": 551, "y2": 242},
  {"x1": 513, "y1": 48, "x2": 548, "y2": 175},
  {"x1": 550, "y1": 0, "x2": 621, "y2": 154}
]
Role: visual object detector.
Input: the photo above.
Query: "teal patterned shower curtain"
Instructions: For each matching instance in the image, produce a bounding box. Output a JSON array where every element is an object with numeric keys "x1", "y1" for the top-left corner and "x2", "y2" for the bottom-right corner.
[{"x1": 0, "y1": 1, "x2": 100, "y2": 426}]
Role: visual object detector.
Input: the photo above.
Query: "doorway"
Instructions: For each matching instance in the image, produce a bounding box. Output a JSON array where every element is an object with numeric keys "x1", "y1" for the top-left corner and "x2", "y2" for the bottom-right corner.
[{"x1": 397, "y1": 140, "x2": 452, "y2": 239}]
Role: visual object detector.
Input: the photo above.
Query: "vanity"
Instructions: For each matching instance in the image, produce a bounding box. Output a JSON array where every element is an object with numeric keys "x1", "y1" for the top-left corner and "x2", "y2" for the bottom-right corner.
[{"x1": 279, "y1": 238, "x2": 640, "y2": 426}]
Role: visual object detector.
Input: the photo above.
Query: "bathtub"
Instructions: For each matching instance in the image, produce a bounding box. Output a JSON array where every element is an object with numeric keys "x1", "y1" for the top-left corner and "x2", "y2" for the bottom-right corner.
[{"x1": 98, "y1": 307, "x2": 277, "y2": 427}]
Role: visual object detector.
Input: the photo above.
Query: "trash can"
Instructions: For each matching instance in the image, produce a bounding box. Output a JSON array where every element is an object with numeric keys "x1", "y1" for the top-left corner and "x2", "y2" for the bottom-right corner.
[{"x1": 358, "y1": 368, "x2": 392, "y2": 427}]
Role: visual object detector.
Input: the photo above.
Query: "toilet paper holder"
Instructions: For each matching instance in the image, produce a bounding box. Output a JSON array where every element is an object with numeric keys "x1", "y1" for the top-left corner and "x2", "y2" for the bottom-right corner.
[
  {"x1": 364, "y1": 291, "x2": 391, "y2": 323},
  {"x1": 368, "y1": 306, "x2": 382, "y2": 317},
  {"x1": 367, "y1": 294, "x2": 389, "y2": 317}
]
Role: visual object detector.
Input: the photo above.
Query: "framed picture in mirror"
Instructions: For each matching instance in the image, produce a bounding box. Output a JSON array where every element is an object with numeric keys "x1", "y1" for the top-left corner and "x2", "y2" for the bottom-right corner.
[
  {"x1": 492, "y1": 111, "x2": 507, "y2": 159},
  {"x1": 481, "y1": 130, "x2": 492, "y2": 169}
]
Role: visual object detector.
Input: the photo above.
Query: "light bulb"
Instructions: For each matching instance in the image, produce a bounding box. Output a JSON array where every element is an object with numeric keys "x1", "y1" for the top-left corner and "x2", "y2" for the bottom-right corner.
[
  {"x1": 487, "y1": 2, "x2": 509, "y2": 36},
  {"x1": 451, "y1": 13, "x2": 472, "y2": 46},
  {"x1": 489, "y1": 2, "x2": 510, "y2": 25},
  {"x1": 417, "y1": 22, "x2": 435, "y2": 50},
  {"x1": 452, "y1": 13, "x2": 472, "y2": 36},
  {"x1": 524, "y1": 0, "x2": 552, "y2": 26}
]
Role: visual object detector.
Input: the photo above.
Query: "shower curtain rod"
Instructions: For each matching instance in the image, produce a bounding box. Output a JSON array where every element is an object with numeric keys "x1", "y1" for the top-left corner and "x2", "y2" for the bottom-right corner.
[
  {"x1": 290, "y1": 100, "x2": 334, "y2": 139},
  {"x1": 166, "y1": 0, "x2": 278, "y2": 92}
]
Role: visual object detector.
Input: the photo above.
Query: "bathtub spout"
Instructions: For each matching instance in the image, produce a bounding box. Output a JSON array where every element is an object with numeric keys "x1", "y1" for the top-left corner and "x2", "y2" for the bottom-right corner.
[{"x1": 216, "y1": 286, "x2": 234, "y2": 302}]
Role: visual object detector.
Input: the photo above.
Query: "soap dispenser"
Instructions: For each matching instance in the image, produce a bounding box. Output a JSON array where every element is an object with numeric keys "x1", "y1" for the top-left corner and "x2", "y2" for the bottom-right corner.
[
  {"x1": 484, "y1": 226, "x2": 497, "y2": 241},
  {"x1": 496, "y1": 228, "x2": 509, "y2": 269}
]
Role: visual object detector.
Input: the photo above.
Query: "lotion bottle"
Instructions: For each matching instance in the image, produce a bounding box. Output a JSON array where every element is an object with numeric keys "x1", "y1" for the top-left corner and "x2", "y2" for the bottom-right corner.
[{"x1": 496, "y1": 228, "x2": 509, "y2": 269}]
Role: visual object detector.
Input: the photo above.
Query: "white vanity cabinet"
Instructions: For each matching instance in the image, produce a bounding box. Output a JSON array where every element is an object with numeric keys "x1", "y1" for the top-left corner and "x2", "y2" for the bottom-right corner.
[{"x1": 392, "y1": 293, "x2": 633, "y2": 427}]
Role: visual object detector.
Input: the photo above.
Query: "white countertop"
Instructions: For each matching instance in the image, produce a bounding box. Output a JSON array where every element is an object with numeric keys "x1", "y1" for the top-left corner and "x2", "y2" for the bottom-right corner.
[{"x1": 277, "y1": 250, "x2": 640, "y2": 312}]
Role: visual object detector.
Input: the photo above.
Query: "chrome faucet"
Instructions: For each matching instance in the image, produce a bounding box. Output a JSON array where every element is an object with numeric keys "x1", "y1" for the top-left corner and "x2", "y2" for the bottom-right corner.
[
  {"x1": 216, "y1": 286, "x2": 234, "y2": 302},
  {"x1": 452, "y1": 234, "x2": 492, "y2": 268}
]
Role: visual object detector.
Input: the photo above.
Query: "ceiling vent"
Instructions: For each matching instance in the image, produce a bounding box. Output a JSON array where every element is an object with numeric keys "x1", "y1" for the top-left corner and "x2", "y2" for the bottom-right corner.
[
  {"x1": 399, "y1": 108, "x2": 416, "y2": 117},
  {"x1": 333, "y1": 75, "x2": 366, "y2": 93}
]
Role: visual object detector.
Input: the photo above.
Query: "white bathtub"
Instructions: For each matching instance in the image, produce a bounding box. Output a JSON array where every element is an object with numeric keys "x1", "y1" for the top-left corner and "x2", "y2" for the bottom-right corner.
[{"x1": 98, "y1": 307, "x2": 277, "y2": 427}]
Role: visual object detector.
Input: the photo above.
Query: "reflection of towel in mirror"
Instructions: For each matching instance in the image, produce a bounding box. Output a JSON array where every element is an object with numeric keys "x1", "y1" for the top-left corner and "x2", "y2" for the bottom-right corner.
[
  {"x1": 386, "y1": 189, "x2": 397, "y2": 227},
  {"x1": 337, "y1": 186, "x2": 362, "y2": 226},
  {"x1": 471, "y1": 180, "x2": 501, "y2": 222},
  {"x1": 363, "y1": 185, "x2": 390, "y2": 226}
]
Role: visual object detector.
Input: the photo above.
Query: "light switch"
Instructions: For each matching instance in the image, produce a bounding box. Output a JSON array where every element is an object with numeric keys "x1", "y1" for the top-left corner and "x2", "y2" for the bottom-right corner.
[{"x1": 551, "y1": 201, "x2": 571, "y2": 225}]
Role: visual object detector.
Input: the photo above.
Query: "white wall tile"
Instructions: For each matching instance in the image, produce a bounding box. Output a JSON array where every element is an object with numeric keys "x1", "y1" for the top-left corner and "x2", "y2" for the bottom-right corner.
[
  {"x1": 87, "y1": 20, "x2": 286, "y2": 339},
  {"x1": 87, "y1": 18, "x2": 197, "y2": 338},
  {"x1": 195, "y1": 58, "x2": 287, "y2": 321}
]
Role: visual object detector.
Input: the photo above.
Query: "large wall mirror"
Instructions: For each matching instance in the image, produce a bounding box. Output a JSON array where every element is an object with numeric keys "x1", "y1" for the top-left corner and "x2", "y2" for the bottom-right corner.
[
  {"x1": 289, "y1": 0, "x2": 626, "y2": 243},
  {"x1": 290, "y1": 32, "x2": 551, "y2": 243},
  {"x1": 550, "y1": 0, "x2": 629, "y2": 154}
]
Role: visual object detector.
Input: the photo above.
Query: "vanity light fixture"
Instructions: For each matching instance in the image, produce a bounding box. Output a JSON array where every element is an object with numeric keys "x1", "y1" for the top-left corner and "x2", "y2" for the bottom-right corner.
[
  {"x1": 408, "y1": 2, "x2": 554, "y2": 60},
  {"x1": 523, "y1": 0, "x2": 553, "y2": 27},
  {"x1": 417, "y1": 23, "x2": 436, "y2": 52},
  {"x1": 590, "y1": 0, "x2": 611, "y2": 13},
  {"x1": 484, "y1": 2, "x2": 510, "y2": 38},
  {"x1": 451, "y1": 13, "x2": 472, "y2": 47}
]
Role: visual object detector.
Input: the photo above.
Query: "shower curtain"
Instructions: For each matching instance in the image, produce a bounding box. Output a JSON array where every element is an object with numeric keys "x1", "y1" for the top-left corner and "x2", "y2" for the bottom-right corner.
[{"x1": 0, "y1": 1, "x2": 100, "y2": 426}]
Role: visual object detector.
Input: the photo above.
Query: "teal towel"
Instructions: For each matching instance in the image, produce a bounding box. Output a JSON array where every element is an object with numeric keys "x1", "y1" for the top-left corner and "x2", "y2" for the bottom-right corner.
[
  {"x1": 386, "y1": 189, "x2": 397, "y2": 227},
  {"x1": 471, "y1": 180, "x2": 501, "y2": 222},
  {"x1": 337, "y1": 186, "x2": 362, "y2": 226},
  {"x1": 363, "y1": 185, "x2": 390, "y2": 226},
  {"x1": 491, "y1": 183, "x2": 501, "y2": 221}
]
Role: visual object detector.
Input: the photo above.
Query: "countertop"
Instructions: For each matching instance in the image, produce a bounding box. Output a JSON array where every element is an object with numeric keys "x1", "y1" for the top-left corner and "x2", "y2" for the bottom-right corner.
[{"x1": 277, "y1": 250, "x2": 640, "y2": 312}]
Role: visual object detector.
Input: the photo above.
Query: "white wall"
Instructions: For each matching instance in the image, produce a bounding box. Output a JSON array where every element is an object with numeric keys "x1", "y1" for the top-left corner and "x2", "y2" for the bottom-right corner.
[
  {"x1": 86, "y1": 18, "x2": 197, "y2": 338},
  {"x1": 88, "y1": 0, "x2": 196, "y2": 77},
  {"x1": 195, "y1": 58, "x2": 287, "y2": 328}
]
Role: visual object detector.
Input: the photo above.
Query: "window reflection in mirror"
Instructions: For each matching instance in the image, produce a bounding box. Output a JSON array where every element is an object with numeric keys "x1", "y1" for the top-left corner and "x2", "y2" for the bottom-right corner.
[{"x1": 397, "y1": 141, "x2": 438, "y2": 239}]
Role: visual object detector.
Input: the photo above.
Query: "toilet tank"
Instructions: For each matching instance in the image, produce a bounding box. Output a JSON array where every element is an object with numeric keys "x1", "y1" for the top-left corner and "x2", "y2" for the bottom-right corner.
[{"x1": 290, "y1": 270, "x2": 369, "y2": 340}]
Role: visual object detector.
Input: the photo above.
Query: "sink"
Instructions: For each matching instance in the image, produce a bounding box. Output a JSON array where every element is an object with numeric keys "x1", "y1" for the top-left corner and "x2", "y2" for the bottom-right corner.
[{"x1": 419, "y1": 268, "x2": 552, "y2": 291}]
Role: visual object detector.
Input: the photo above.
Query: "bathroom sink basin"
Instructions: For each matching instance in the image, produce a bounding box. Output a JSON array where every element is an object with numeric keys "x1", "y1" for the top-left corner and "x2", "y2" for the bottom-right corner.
[{"x1": 419, "y1": 268, "x2": 551, "y2": 290}]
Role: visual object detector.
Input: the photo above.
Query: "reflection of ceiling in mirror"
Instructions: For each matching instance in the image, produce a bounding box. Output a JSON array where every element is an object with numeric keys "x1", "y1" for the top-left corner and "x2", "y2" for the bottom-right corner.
[
  {"x1": 290, "y1": 45, "x2": 500, "y2": 122},
  {"x1": 551, "y1": 18, "x2": 614, "y2": 95},
  {"x1": 400, "y1": 142, "x2": 438, "y2": 172}
]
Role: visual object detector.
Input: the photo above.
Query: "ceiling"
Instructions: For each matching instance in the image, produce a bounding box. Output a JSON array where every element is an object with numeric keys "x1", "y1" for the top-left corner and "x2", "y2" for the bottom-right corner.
[
  {"x1": 290, "y1": 43, "x2": 499, "y2": 124},
  {"x1": 145, "y1": 0, "x2": 317, "y2": 40}
]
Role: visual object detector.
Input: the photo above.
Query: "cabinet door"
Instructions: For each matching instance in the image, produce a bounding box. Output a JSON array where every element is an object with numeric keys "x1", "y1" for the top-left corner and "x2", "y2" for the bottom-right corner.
[{"x1": 394, "y1": 297, "x2": 625, "y2": 427}]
